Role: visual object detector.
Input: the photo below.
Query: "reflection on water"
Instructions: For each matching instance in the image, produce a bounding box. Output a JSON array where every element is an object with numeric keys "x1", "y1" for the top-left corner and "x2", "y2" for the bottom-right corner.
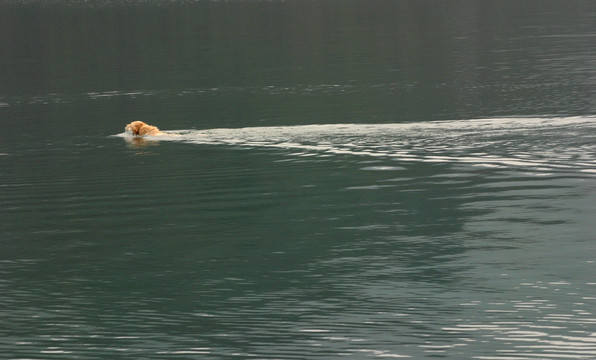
[{"x1": 123, "y1": 136, "x2": 162, "y2": 149}]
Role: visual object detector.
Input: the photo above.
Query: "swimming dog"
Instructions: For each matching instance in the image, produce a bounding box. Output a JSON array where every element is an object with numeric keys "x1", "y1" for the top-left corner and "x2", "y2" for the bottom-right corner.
[{"x1": 125, "y1": 121, "x2": 165, "y2": 136}]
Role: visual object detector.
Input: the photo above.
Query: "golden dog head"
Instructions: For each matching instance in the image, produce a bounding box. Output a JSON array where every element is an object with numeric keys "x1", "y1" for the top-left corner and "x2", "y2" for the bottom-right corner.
[{"x1": 125, "y1": 121, "x2": 161, "y2": 136}]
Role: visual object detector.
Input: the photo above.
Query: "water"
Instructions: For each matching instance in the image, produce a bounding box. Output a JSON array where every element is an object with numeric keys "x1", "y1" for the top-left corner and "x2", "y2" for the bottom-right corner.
[{"x1": 2, "y1": 1, "x2": 596, "y2": 359}]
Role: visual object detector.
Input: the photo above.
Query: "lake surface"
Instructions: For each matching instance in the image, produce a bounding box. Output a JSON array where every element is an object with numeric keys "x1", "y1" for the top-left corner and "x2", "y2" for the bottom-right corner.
[{"x1": 2, "y1": 1, "x2": 596, "y2": 359}]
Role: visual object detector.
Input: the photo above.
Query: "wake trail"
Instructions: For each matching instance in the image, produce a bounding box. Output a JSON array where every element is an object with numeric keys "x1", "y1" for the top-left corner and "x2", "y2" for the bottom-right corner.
[{"x1": 117, "y1": 116, "x2": 596, "y2": 174}]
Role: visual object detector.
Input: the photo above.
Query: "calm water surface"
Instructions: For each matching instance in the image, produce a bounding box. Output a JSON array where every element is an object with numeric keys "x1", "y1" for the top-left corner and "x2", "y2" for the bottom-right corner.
[{"x1": 2, "y1": 1, "x2": 596, "y2": 359}]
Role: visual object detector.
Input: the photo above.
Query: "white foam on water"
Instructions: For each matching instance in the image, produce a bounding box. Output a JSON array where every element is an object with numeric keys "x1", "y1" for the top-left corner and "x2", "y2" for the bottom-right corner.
[{"x1": 117, "y1": 116, "x2": 596, "y2": 174}]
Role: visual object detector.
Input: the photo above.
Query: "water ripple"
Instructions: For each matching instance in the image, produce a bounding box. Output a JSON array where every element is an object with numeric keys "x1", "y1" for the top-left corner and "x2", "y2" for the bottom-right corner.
[
  {"x1": 117, "y1": 116, "x2": 596, "y2": 177},
  {"x1": 437, "y1": 281, "x2": 596, "y2": 360}
]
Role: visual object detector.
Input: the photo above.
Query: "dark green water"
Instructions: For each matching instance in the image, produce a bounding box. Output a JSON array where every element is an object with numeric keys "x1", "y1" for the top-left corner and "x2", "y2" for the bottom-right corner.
[{"x1": 2, "y1": 1, "x2": 596, "y2": 359}]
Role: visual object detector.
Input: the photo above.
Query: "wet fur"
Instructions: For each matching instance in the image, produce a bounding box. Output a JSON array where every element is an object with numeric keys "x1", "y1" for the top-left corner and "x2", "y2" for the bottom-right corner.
[{"x1": 125, "y1": 121, "x2": 165, "y2": 136}]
